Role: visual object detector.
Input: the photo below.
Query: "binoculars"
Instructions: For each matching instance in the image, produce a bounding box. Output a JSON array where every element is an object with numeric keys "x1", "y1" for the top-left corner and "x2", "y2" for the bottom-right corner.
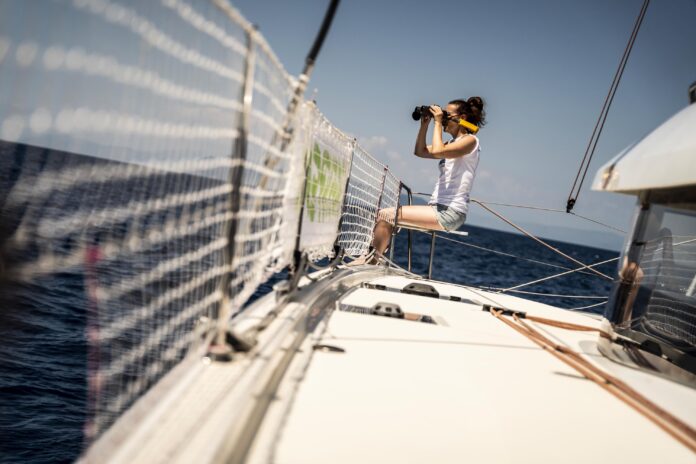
[{"x1": 411, "y1": 106, "x2": 479, "y2": 134}]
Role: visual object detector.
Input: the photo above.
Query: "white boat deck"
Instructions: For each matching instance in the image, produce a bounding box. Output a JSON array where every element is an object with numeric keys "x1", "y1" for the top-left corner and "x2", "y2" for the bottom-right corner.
[
  {"x1": 253, "y1": 274, "x2": 696, "y2": 464},
  {"x1": 85, "y1": 269, "x2": 696, "y2": 464}
]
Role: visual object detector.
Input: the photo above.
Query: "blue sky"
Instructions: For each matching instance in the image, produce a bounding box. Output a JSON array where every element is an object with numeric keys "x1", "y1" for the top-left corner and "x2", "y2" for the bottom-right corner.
[{"x1": 235, "y1": 0, "x2": 696, "y2": 250}]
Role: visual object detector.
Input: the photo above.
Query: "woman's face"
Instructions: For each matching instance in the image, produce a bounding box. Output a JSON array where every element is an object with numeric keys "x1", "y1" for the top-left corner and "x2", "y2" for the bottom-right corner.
[{"x1": 444, "y1": 103, "x2": 462, "y2": 134}]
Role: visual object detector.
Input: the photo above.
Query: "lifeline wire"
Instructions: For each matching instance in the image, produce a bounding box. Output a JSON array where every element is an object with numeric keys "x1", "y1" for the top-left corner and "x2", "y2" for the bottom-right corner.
[
  {"x1": 501, "y1": 256, "x2": 619, "y2": 293},
  {"x1": 566, "y1": 0, "x2": 651, "y2": 212},
  {"x1": 411, "y1": 192, "x2": 626, "y2": 234},
  {"x1": 566, "y1": 300, "x2": 609, "y2": 311},
  {"x1": 434, "y1": 232, "x2": 600, "y2": 277},
  {"x1": 472, "y1": 200, "x2": 613, "y2": 280},
  {"x1": 478, "y1": 287, "x2": 608, "y2": 300}
]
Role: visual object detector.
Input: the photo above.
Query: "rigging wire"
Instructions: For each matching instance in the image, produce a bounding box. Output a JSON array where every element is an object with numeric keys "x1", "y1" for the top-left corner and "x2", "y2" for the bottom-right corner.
[
  {"x1": 464, "y1": 200, "x2": 565, "y2": 213},
  {"x1": 501, "y1": 256, "x2": 619, "y2": 293},
  {"x1": 471, "y1": 199, "x2": 613, "y2": 280},
  {"x1": 477, "y1": 287, "x2": 608, "y2": 300},
  {"x1": 566, "y1": 0, "x2": 651, "y2": 213},
  {"x1": 566, "y1": 300, "x2": 609, "y2": 311},
  {"x1": 568, "y1": 212, "x2": 627, "y2": 234},
  {"x1": 374, "y1": 254, "x2": 523, "y2": 313},
  {"x1": 379, "y1": 247, "x2": 610, "y2": 307},
  {"x1": 411, "y1": 192, "x2": 627, "y2": 234},
  {"x1": 433, "y1": 233, "x2": 600, "y2": 277}
]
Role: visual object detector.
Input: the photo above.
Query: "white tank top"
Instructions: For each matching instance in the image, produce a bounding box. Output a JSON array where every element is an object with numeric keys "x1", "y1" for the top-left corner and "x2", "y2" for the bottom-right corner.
[{"x1": 428, "y1": 135, "x2": 480, "y2": 214}]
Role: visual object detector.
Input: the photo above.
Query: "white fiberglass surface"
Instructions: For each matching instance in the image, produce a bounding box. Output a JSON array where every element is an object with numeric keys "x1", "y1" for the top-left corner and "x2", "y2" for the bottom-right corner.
[
  {"x1": 592, "y1": 104, "x2": 696, "y2": 193},
  {"x1": 268, "y1": 276, "x2": 696, "y2": 464},
  {"x1": 367, "y1": 275, "x2": 602, "y2": 324}
]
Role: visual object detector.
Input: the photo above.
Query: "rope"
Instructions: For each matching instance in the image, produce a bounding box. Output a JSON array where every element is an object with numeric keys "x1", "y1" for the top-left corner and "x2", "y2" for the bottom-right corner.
[
  {"x1": 565, "y1": 300, "x2": 608, "y2": 311},
  {"x1": 472, "y1": 200, "x2": 613, "y2": 280},
  {"x1": 479, "y1": 287, "x2": 608, "y2": 299},
  {"x1": 490, "y1": 308, "x2": 696, "y2": 453},
  {"x1": 467, "y1": 199, "x2": 627, "y2": 234},
  {"x1": 433, "y1": 233, "x2": 600, "y2": 277},
  {"x1": 501, "y1": 256, "x2": 619, "y2": 293},
  {"x1": 498, "y1": 236, "x2": 696, "y2": 295},
  {"x1": 411, "y1": 193, "x2": 627, "y2": 234},
  {"x1": 375, "y1": 252, "x2": 420, "y2": 278},
  {"x1": 566, "y1": 0, "x2": 650, "y2": 212},
  {"x1": 467, "y1": 200, "x2": 566, "y2": 213},
  {"x1": 569, "y1": 212, "x2": 627, "y2": 234},
  {"x1": 341, "y1": 248, "x2": 377, "y2": 266},
  {"x1": 523, "y1": 313, "x2": 612, "y2": 339}
]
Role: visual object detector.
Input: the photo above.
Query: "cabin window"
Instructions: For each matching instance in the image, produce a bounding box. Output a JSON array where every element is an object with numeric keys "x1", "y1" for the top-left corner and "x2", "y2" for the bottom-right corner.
[{"x1": 607, "y1": 188, "x2": 696, "y2": 373}]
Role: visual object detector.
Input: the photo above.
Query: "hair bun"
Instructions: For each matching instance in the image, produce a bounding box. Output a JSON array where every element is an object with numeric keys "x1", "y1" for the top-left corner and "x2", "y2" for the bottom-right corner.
[
  {"x1": 467, "y1": 96, "x2": 484, "y2": 110},
  {"x1": 448, "y1": 96, "x2": 487, "y2": 128}
]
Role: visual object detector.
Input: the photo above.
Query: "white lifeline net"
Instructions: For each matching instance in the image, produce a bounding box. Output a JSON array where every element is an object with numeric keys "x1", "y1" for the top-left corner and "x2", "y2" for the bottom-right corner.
[
  {"x1": 379, "y1": 169, "x2": 402, "y2": 226},
  {"x1": 0, "y1": 0, "x2": 300, "y2": 441},
  {"x1": 0, "y1": 0, "x2": 404, "y2": 448},
  {"x1": 225, "y1": 28, "x2": 301, "y2": 309},
  {"x1": 336, "y1": 146, "x2": 394, "y2": 257}
]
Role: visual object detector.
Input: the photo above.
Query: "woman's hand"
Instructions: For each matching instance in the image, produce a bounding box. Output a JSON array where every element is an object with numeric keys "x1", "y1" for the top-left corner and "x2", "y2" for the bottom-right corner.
[
  {"x1": 420, "y1": 109, "x2": 432, "y2": 127},
  {"x1": 430, "y1": 105, "x2": 444, "y2": 124},
  {"x1": 619, "y1": 257, "x2": 644, "y2": 284}
]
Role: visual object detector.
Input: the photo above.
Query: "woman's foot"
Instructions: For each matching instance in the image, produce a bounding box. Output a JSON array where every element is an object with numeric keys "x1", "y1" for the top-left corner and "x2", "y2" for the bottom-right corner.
[{"x1": 346, "y1": 249, "x2": 381, "y2": 266}]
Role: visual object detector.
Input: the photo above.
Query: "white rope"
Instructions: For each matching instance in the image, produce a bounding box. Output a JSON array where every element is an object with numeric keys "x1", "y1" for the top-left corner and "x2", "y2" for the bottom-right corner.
[
  {"x1": 432, "y1": 233, "x2": 600, "y2": 276},
  {"x1": 479, "y1": 287, "x2": 610, "y2": 299},
  {"x1": 500, "y1": 256, "x2": 619, "y2": 293},
  {"x1": 566, "y1": 300, "x2": 609, "y2": 311},
  {"x1": 411, "y1": 192, "x2": 627, "y2": 234},
  {"x1": 472, "y1": 199, "x2": 613, "y2": 281}
]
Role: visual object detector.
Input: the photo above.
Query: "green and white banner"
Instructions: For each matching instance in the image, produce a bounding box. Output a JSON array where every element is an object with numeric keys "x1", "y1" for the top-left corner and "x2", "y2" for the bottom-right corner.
[{"x1": 299, "y1": 105, "x2": 353, "y2": 260}]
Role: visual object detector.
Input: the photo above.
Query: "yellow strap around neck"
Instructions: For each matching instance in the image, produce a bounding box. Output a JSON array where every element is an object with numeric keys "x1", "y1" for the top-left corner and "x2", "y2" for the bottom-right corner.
[{"x1": 457, "y1": 119, "x2": 479, "y2": 134}]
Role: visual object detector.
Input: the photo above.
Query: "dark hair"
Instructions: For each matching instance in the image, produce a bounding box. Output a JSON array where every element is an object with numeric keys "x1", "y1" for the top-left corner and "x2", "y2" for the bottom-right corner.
[{"x1": 449, "y1": 96, "x2": 486, "y2": 128}]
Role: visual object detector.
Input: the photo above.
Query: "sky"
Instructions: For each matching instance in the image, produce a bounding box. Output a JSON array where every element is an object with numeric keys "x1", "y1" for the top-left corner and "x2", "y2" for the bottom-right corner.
[{"x1": 236, "y1": 0, "x2": 696, "y2": 250}]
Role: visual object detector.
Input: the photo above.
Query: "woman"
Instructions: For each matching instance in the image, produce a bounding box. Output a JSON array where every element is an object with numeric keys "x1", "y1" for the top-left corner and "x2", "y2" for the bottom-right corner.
[{"x1": 371, "y1": 97, "x2": 486, "y2": 259}]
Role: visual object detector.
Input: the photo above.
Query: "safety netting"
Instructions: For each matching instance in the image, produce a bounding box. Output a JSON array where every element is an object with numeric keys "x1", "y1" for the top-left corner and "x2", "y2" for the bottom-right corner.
[
  {"x1": 379, "y1": 169, "x2": 402, "y2": 226},
  {"x1": 637, "y1": 234, "x2": 696, "y2": 346},
  {"x1": 225, "y1": 31, "x2": 300, "y2": 310},
  {"x1": 297, "y1": 106, "x2": 353, "y2": 261},
  {"x1": 336, "y1": 145, "x2": 386, "y2": 257},
  {"x1": 608, "y1": 197, "x2": 696, "y2": 362},
  {"x1": 0, "y1": 0, "x2": 405, "y2": 448}
]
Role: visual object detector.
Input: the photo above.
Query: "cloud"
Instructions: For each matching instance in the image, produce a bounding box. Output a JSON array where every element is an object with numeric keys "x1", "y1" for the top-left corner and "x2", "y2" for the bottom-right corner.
[
  {"x1": 386, "y1": 150, "x2": 401, "y2": 161},
  {"x1": 358, "y1": 135, "x2": 388, "y2": 154},
  {"x1": 351, "y1": 133, "x2": 405, "y2": 166}
]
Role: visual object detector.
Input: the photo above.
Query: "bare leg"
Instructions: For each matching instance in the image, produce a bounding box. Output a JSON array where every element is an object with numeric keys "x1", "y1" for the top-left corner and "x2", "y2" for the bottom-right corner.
[{"x1": 372, "y1": 205, "x2": 443, "y2": 255}]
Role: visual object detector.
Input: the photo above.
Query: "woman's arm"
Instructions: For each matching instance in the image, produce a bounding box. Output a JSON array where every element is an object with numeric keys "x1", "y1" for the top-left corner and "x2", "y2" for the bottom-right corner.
[
  {"x1": 414, "y1": 113, "x2": 432, "y2": 158},
  {"x1": 414, "y1": 105, "x2": 478, "y2": 159},
  {"x1": 429, "y1": 134, "x2": 478, "y2": 159}
]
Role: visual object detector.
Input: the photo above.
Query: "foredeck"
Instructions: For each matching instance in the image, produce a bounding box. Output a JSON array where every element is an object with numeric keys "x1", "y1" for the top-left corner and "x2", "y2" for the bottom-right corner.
[
  {"x1": 259, "y1": 273, "x2": 696, "y2": 463},
  {"x1": 81, "y1": 268, "x2": 696, "y2": 464}
]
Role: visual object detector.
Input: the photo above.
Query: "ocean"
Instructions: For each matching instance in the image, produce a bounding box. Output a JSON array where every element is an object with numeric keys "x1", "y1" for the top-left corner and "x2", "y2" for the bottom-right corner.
[{"x1": 0, "y1": 223, "x2": 619, "y2": 463}]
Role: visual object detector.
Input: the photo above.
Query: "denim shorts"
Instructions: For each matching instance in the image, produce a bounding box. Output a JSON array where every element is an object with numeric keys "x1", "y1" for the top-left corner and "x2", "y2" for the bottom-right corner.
[{"x1": 431, "y1": 204, "x2": 467, "y2": 231}]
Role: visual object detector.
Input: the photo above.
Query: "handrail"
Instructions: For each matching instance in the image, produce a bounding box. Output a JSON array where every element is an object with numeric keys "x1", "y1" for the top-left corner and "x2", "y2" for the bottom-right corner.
[{"x1": 402, "y1": 183, "x2": 414, "y2": 272}]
